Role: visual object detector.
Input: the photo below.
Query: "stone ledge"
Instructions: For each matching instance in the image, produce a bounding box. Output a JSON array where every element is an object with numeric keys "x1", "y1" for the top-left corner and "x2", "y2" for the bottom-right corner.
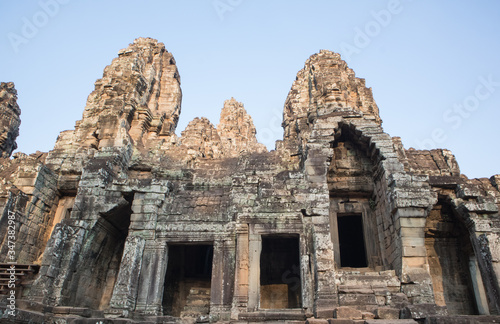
[
  {"x1": 424, "y1": 315, "x2": 500, "y2": 324},
  {"x1": 238, "y1": 309, "x2": 308, "y2": 321},
  {"x1": 400, "y1": 304, "x2": 448, "y2": 320}
]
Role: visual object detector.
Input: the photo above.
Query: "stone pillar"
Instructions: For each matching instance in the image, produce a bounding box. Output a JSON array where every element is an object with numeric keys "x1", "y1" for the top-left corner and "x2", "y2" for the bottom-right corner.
[
  {"x1": 395, "y1": 208, "x2": 435, "y2": 304},
  {"x1": 247, "y1": 229, "x2": 261, "y2": 311},
  {"x1": 387, "y1": 171, "x2": 437, "y2": 305},
  {"x1": 475, "y1": 232, "x2": 500, "y2": 314},
  {"x1": 232, "y1": 224, "x2": 249, "y2": 319},
  {"x1": 311, "y1": 223, "x2": 337, "y2": 318},
  {"x1": 302, "y1": 145, "x2": 337, "y2": 318},
  {"x1": 222, "y1": 239, "x2": 236, "y2": 307},
  {"x1": 108, "y1": 235, "x2": 146, "y2": 315},
  {"x1": 135, "y1": 239, "x2": 168, "y2": 315},
  {"x1": 210, "y1": 238, "x2": 236, "y2": 321},
  {"x1": 300, "y1": 229, "x2": 314, "y2": 314},
  {"x1": 469, "y1": 255, "x2": 490, "y2": 315}
]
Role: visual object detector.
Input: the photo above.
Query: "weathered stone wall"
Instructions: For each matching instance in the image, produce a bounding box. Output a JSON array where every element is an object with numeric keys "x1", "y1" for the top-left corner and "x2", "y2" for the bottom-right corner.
[
  {"x1": 1, "y1": 38, "x2": 500, "y2": 323},
  {"x1": 394, "y1": 138, "x2": 500, "y2": 314},
  {"x1": 0, "y1": 152, "x2": 58, "y2": 264}
]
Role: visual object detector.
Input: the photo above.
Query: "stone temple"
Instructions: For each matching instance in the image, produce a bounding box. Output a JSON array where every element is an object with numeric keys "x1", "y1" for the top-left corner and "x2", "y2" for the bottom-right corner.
[{"x1": 1, "y1": 37, "x2": 500, "y2": 324}]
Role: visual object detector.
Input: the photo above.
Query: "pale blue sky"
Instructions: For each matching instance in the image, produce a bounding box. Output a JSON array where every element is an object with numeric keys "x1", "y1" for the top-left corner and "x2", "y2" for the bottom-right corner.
[{"x1": 1, "y1": 1, "x2": 499, "y2": 178}]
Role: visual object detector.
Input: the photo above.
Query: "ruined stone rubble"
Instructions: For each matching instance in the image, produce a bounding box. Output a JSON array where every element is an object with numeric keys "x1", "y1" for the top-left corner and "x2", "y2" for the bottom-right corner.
[{"x1": 1, "y1": 37, "x2": 500, "y2": 324}]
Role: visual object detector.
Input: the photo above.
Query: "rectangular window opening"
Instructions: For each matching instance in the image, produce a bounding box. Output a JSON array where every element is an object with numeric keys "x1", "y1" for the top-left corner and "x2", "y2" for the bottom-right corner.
[
  {"x1": 338, "y1": 214, "x2": 368, "y2": 268},
  {"x1": 163, "y1": 244, "x2": 213, "y2": 317},
  {"x1": 50, "y1": 196, "x2": 76, "y2": 238},
  {"x1": 260, "y1": 236, "x2": 302, "y2": 309}
]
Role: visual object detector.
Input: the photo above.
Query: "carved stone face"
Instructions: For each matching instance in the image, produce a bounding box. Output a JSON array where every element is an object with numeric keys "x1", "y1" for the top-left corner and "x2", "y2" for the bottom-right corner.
[{"x1": 0, "y1": 82, "x2": 21, "y2": 158}]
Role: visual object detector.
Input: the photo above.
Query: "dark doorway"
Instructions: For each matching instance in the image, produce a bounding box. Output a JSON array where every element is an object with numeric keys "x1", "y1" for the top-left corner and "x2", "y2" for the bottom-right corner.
[
  {"x1": 426, "y1": 201, "x2": 479, "y2": 315},
  {"x1": 338, "y1": 214, "x2": 368, "y2": 268},
  {"x1": 67, "y1": 192, "x2": 133, "y2": 309},
  {"x1": 260, "y1": 236, "x2": 302, "y2": 309},
  {"x1": 163, "y1": 244, "x2": 213, "y2": 317}
]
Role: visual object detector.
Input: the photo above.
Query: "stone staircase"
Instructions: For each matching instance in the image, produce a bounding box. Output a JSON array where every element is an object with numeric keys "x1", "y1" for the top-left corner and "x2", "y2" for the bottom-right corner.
[
  {"x1": 0, "y1": 264, "x2": 39, "y2": 296},
  {"x1": 334, "y1": 270, "x2": 408, "y2": 320},
  {"x1": 179, "y1": 286, "x2": 211, "y2": 322}
]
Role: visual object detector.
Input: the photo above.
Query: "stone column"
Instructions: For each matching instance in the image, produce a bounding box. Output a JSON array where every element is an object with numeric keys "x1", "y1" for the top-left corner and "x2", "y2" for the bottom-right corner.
[
  {"x1": 135, "y1": 239, "x2": 168, "y2": 315},
  {"x1": 461, "y1": 197, "x2": 500, "y2": 314},
  {"x1": 311, "y1": 223, "x2": 337, "y2": 318},
  {"x1": 395, "y1": 208, "x2": 435, "y2": 304},
  {"x1": 222, "y1": 239, "x2": 236, "y2": 307},
  {"x1": 108, "y1": 235, "x2": 146, "y2": 315},
  {"x1": 303, "y1": 145, "x2": 337, "y2": 318},
  {"x1": 232, "y1": 224, "x2": 249, "y2": 319},
  {"x1": 300, "y1": 230, "x2": 314, "y2": 313},
  {"x1": 247, "y1": 229, "x2": 261, "y2": 311},
  {"x1": 387, "y1": 172, "x2": 437, "y2": 305},
  {"x1": 469, "y1": 255, "x2": 490, "y2": 315},
  {"x1": 210, "y1": 238, "x2": 236, "y2": 321},
  {"x1": 475, "y1": 232, "x2": 500, "y2": 314}
]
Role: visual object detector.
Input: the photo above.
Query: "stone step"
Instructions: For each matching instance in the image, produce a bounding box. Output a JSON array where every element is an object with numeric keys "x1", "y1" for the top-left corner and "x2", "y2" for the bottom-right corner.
[
  {"x1": 67, "y1": 318, "x2": 156, "y2": 324},
  {"x1": 52, "y1": 306, "x2": 92, "y2": 317},
  {"x1": 184, "y1": 290, "x2": 211, "y2": 302},
  {"x1": 16, "y1": 299, "x2": 46, "y2": 312},
  {"x1": 0, "y1": 264, "x2": 40, "y2": 272},
  {"x1": 186, "y1": 292, "x2": 211, "y2": 299},
  {"x1": 180, "y1": 286, "x2": 211, "y2": 318},
  {"x1": 185, "y1": 297, "x2": 211, "y2": 306},
  {"x1": 182, "y1": 305, "x2": 210, "y2": 313},
  {"x1": 338, "y1": 293, "x2": 382, "y2": 308},
  {"x1": 332, "y1": 306, "x2": 403, "y2": 321},
  {"x1": 425, "y1": 315, "x2": 500, "y2": 323},
  {"x1": 326, "y1": 320, "x2": 365, "y2": 324},
  {"x1": 238, "y1": 309, "x2": 308, "y2": 321},
  {"x1": 144, "y1": 315, "x2": 177, "y2": 324},
  {"x1": 187, "y1": 287, "x2": 211, "y2": 296},
  {"x1": 338, "y1": 285, "x2": 392, "y2": 294},
  {"x1": 337, "y1": 270, "x2": 397, "y2": 277},
  {"x1": 0, "y1": 264, "x2": 39, "y2": 295},
  {"x1": 189, "y1": 286, "x2": 210, "y2": 292},
  {"x1": 336, "y1": 271, "x2": 400, "y2": 290},
  {"x1": 364, "y1": 320, "x2": 417, "y2": 324}
]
